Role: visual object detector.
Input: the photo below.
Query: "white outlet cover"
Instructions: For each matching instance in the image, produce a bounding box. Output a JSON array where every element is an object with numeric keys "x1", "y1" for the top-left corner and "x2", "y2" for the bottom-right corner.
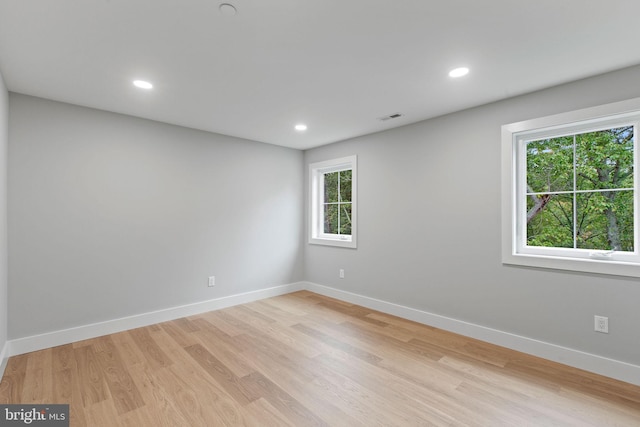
[{"x1": 594, "y1": 315, "x2": 609, "y2": 333}]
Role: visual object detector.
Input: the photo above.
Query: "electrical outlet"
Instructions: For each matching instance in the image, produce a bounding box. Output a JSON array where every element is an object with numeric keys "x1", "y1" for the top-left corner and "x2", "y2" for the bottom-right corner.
[
  {"x1": 208, "y1": 276, "x2": 216, "y2": 287},
  {"x1": 339, "y1": 269, "x2": 345, "y2": 279},
  {"x1": 594, "y1": 315, "x2": 609, "y2": 333}
]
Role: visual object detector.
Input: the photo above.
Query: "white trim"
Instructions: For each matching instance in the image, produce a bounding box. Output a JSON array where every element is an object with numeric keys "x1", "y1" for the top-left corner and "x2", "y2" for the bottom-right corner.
[
  {"x1": 502, "y1": 97, "x2": 640, "y2": 277},
  {"x1": 7, "y1": 282, "x2": 305, "y2": 357},
  {"x1": 0, "y1": 340, "x2": 8, "y2": 380},
  {"x1": 304, "y1": 281, "x2": 640, "y2": 386},
  {"x1": 2, "y1": 281, "x2": 639, "y2": 387}
]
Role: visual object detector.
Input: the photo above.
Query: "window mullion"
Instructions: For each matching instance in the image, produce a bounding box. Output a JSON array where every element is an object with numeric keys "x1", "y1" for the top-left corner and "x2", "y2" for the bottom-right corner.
[
  {"x1": 635, "y1": 123, "x2": 639, "y2": 257},
  {"x1": 573, "y1": 134, "x2": 577, "y2": 249},
  {"x1": 337, "y1": 172, "x2": 341, "y2": 235}
]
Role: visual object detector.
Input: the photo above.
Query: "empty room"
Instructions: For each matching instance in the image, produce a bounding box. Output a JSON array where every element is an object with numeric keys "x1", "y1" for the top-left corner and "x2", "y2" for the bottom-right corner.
[{"x1": 1, "y1": 1, "x2": 640, "y2": 425}]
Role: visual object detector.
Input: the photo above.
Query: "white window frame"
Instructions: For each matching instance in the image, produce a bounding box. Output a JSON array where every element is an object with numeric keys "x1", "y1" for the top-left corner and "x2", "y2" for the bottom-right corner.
[
  {"x1": 502, "y1": 97, "x2": 640, "y2": 277},
  {"x1": 309, "y1": 155, "x2": 357, "y2": 248}
]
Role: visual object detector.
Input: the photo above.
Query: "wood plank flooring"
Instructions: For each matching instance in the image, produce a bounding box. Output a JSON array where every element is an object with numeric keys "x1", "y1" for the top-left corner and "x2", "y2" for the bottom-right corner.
[{"x1": 1, "y1": 291, "x2": 640, "y2": 426}]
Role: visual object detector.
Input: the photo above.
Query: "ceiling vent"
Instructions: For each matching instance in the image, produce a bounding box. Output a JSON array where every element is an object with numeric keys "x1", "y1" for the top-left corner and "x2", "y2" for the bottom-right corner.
[{"x1": 379, "y1": 113, "x2": 403, "y2": 121}]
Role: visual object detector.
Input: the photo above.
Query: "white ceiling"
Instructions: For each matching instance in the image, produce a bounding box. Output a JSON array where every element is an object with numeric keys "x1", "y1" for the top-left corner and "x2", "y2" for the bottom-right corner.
[{"x1": 1, "y1": 1, "x2": 640, "y2": 150}]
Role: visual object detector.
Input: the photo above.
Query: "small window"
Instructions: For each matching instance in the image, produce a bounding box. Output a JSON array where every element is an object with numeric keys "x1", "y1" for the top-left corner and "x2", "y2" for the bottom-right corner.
[
  {"x1": 502, "y1": 98, "x2": 640, "y2": 277},
  {"x1": 309, "y1": 156, "x2": 357, "y2": 248}
]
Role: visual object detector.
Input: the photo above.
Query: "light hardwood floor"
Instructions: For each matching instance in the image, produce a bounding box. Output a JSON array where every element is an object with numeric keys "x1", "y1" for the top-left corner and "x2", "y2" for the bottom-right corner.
[{"x1": 1, "y1": 291, "x2": 639, "y2": 426}]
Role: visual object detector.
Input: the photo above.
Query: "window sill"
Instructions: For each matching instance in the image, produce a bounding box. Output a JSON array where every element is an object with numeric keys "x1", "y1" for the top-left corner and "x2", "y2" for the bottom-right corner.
[
  {"x1": 503, "y1": 252, "x2": 640, "y2": 278},
  {"x1": 309, "y1": 236, "x2": 357, "y2": 249}
]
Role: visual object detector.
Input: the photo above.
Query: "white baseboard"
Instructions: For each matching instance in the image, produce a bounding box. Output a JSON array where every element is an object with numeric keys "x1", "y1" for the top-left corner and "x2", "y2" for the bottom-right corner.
[
  {"x1": 303, "y1": 282, "x2": 640, "y2": 387},
  {"x1": 8, "y1": 282, "x2": 305, "y2": 358},
  {"x1": 4, "y1": 280, "x2": 639, "y2": 387}
]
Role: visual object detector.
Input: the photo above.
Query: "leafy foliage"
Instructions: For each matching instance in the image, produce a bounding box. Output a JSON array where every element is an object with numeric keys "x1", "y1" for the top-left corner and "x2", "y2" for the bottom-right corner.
[
  {"x1": 526, "y1": 126, "x2": 634, "y2": 251},
  {"x1": 323, "y1": 170, "x2": 352, "y2": 235}
]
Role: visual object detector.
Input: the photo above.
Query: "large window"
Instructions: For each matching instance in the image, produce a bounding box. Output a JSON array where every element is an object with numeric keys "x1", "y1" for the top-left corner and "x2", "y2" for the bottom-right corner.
[
  {"x1": 502, "y1": 98, "x2": 640, "y2": 277},
  {"x1": 309, "y1": 156, "x2": 357, "y2": 248}
]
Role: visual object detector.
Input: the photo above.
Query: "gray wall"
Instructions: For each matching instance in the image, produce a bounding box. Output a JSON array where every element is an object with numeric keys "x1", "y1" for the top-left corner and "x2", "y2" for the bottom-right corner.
[
  {"x1": 305, "y1": 65, "x2": 640, "y2": 366},
  {"x1": 8, "y1": 94, "x2": 304, "y2": 339},
  {"x1": 0, "y1": 72, "x2": 7, "y2": 355}
]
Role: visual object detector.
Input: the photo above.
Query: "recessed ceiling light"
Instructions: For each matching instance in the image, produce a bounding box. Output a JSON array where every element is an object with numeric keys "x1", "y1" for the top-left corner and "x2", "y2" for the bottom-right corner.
[
  {"x1": 219, "y1": 3, "x2": 237, "y2": 16},
  {"x1": 133, "y1": 80, "x2": 153, "y2": 89},
  {"x1": 448, "y1": 67, "x2": 470, "y2": 78},
  {"x1": 295, "y1": 124, "x2": 307, "y2": 132}
]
